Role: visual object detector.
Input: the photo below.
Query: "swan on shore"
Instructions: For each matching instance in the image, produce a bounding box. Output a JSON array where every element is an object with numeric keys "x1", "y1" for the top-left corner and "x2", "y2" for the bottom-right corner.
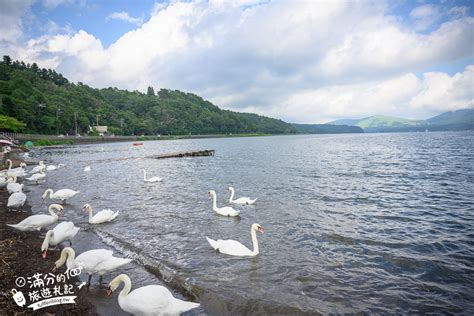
[
  {"x1": 83, "y1": 203, "x2": 119, "y2": 224},
  {"x1": 208, "y1": 190, "x2": 240, "y2": 217},
  {"x1": 141, "y1": 169, "x2": 162, "y2": 182},
  {"x1": 7, "y1": 187, "x2": 27, "y2": 209},
  {"x1": 5, "y1": 160, "x2": 27, "y2": 178},
  {"x1": 206, "y1": 223, "x2": 264, "y2": 257},
  {"x1": 6, "y1": 175, "x2": 22, "y2": 194},
  {"x1": 107, "y1": 274, "x2": 200, "y2": 316},
  {"x1": 30, "y1": 161, "x2": 46, "y2": 174},
  {"x1": 53, "y1": 247, "x2": 132, "y2": 286},
  {"x1": 228, "y1": 187, "x2": 257, "y2": 205},
  {"x1": 41, "y1": 222, "x2": 80, "y2": 258},
  {"x1": 7, "y1": 204, "x2": 64, "y2": 231},
  {"x1": 42, "y1": 188, "x2": 80, "y2": 203},
  {"x1": 25, "y1": 169, "x2": 46, "y2": 184}
]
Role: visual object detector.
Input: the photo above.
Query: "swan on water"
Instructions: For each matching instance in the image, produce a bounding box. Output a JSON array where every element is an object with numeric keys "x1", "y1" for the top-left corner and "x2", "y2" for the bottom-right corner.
[
  {"x1": 41, "y1": 222, "x2": 80, "y2": 258},
  {"x1": 107, "y1": 274, "x2": 200, "y2": 316},
  {"x1": 208, "y1": 190, "x2": 240, "y2": 217},
  {"x1": 141, "y1": 169, "x2": 162, "y2": 182},
  {"x1": 228, "y1": 187, "x2": 257, "y2": 205},
  {"x1": 7, "y1": 204, "x2": 64, "y2": 231},
  {"x1": 46, "y1": 163, "x2": 64, "y2": 171},
  {"x1": 206, "y1": 223, "x2": 264, "y2": 257},
  {"x1": 25, "y1": 169, "x2": 46, "y2": 184},
  {"x1": 7, "y1": 187, "x2": 27, "y2": 209},
  {"x1": 83, "y1": 203, "x2": 119, "y2": 224},
  {"x1": 30, "y1": 161, "x2": 46, "y2": 174},
  {"x1": 42, "y1": 188, "x2": 80, "y2": 203},
  {"x1": 53, "y1": 247, "x2": 132, "y2": 286},
  {"x1": 84, "y1": 165, "x2": 91, "y2": 172}
]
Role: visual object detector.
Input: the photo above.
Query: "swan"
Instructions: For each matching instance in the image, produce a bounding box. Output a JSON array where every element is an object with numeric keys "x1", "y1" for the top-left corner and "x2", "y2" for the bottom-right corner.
[
  {"x1": 206, "y1": 223, "x2": 264, "y2": 257},
  {"x1": 228, "y1": 187, "x2": 257, "y2": 205},
  {"x1": 46, "y1": 163, "x2": 64, "y2": 171},
  {"x1": 53, "y1": 247, "x2": 132, "y2": 286},
  {"x1": 42, "y1": 188, "x2": 80, "y2": 203},
  {"x1": 141, "y1": 169, "x2": 162, "y2": 182},
  {"x1": 84, "y1": 165, "x2": 91, "y2": 172},
  {"x1": 208, "y1": 190, "x2": 240, "y2": 217},
  {"x1": 6, "y1": 175, "x2": 22, "y2": 194},
  {"x1": 25, "y1": 169, "x2": 46, "y2": 184},
  {"x1": 7, "y1": 204, "x2": 64, "y2": 231},
  {"x1": 0, "y1": 175, "x2": 8, "y2": 188},
  {"x1": 30, "y1": 161, "x2": 46, "y2": 174},
  {"x1": 83, "y1": 203, "x2": 119, "y2": 224},
  {"x1": 5, "y1": 160, "x2": 27, "y2": 178},
  {"x1": 7, "y1": 188, "x2": 27, "y2": 209},
  {"x1": 107, "y1": 274, "x2": 200, "y2": 316},
  {"x1": 41, "y1": 222, "x2": 80, "y2": 258}
]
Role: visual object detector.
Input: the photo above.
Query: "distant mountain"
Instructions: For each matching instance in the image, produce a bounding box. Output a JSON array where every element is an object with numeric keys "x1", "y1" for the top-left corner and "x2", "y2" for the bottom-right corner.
[
  {"x1": 291, "y1": 123, "x2": 363, "y2": 134},
  {"x1": 328, "y1": 109, "x2": 474, "y2": 132}
]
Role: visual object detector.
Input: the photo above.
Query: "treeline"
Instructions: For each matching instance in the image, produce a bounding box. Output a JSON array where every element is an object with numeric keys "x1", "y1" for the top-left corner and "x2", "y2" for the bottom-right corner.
[
  {"x1": 291, "y1": 123, "x2": 363, "y2": 134},
  {"x1": 0, "y1": 56, "x2": 295, "y2": 135}
]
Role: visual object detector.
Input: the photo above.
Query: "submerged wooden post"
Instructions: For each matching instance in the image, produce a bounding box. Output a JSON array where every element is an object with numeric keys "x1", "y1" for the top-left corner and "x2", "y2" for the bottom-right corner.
[{"x1": 147, "y1": 149, "x2": 215, "y2": 159}]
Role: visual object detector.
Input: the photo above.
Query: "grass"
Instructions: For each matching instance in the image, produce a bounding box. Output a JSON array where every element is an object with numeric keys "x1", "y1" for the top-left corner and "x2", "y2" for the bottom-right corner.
[{"x1": 30, "y1": 139, "x2": 75, "y2": 146}]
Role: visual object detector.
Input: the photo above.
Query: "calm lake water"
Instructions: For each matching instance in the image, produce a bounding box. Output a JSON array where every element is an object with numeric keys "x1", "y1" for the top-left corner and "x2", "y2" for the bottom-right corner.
[{"x1": 24, "y1": 132, "x2": 474, "y2": 315}]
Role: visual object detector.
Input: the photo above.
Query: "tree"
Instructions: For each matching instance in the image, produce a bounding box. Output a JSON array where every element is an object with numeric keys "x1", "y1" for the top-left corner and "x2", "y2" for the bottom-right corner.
[
  {"x1": 3, "y1": 55, "x2": 11, "y2": 65},
  {"x1": 147, "y1": 86, "x2": 155, "y2": 96},
  {"x1": 0, "y1": 114, "x2": 26, "y2": 132}
]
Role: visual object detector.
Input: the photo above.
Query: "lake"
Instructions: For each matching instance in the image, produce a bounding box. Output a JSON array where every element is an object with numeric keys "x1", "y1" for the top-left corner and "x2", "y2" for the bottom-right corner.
[{"x1": 24, "y1": 132, "x2": 474, "y2": 315}]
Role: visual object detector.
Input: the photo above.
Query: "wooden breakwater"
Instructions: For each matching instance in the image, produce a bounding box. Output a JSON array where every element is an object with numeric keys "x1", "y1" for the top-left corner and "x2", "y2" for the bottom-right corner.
[{"x1": 147, "y1": 149, "x2": 215, "y2": 159}]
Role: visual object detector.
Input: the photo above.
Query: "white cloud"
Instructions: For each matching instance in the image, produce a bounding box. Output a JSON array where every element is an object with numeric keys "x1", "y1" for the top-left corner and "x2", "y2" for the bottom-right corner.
[
  {"x1": 0, "y1": 0, "x2": 32, "y2": 42},
  {"x1": 410, "y1": 4, "x2": 442, "y2": 31},
  {"x1": 106, "y1": 11, "x2": 143, "y2": 26},
  {"x1": 1, "y1": 1, "x2": 473, "y2": 123}
]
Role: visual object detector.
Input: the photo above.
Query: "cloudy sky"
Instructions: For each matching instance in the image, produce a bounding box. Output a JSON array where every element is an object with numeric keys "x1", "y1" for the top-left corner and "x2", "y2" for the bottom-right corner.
[{"x1": 1, "y1": 0, "x2": 473, "y2": 123}]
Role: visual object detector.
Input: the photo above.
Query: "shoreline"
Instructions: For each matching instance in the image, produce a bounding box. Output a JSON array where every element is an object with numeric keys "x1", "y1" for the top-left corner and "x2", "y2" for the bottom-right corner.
[{"x1": 0, "y1": 190, "x2": 97, "y2": 315}]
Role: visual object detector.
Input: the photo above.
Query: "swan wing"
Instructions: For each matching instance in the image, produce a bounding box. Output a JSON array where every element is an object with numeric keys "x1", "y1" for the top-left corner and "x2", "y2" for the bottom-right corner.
[
  {"x1": 54, "y1": 189, "x2": 79, "y2": 199},
  {"x1": 92, "y1": 210, "x2": 118, "y2": 224},
  {"x1": 50, "y1": 222, "x2": 79, "y2": 245},
  {"x1": 74, "y1": 249, "x2": 113, "y2": 273},
  {"x1": 214, "y1": 239, "x2": 253, "y2": 256},
  {"x1": 120, "y1": 285, "x2": 175, "y2": 315},
  {"x1": 231, "y1": 197, "x2": 257, "y2": 205},
  {"x1": 96, "y1": 256, "x2": 132, "y2": 274},
  {"x1": 215, "y1": 206, "x2": 240, "y2": 217},
  {"x1": 8, "y1": 214, "x2": 55, "y2": 231},
  {"x1": 7, "y1": 192, "x2": 26, "y2": 207}
]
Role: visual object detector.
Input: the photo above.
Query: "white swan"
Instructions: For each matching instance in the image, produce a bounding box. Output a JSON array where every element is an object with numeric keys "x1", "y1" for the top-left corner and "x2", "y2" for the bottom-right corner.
[
  {"x1": 206, "y1": 223, "x2": 264, "y2": 257},
  {"x1": 25, "y1": 169, "x2": 46, "y2": 184},
  {"x1": 208, "y1": 190, "x2": 240, "y2": 217},
  {"x1": 7, "y1": 204, "x2": 64, "y2": 231},
  {"x1": 46, "y1": 163, "x2": 64, "y2": 171},
  {"x1": 107, "y1": 274, "x2": 200, "y2": 316},
  {"x1": 53, "y1": 247, "x2": 132, "y2": 286},
  {"x1": 42, "y1": 188, "x2": 80, "y2": 203},
  {"x1": 84, "y1": 165, "x2": 91, "y2": 172},
  {"x1": 5, "y1": 160, "x2": 27, "y2": 178},
  {"x1": 141, "y1": 169, "x2": 162, "y2": 182},
  {"x1": 7, "y1": 188, "x2": 27, "y2": 209},
  {"x1": 228, "y1": 187, "x2": 257, "y2": 205},
  {"x1": 83, "y1": 203, "x2": 119, "y2": 224},
  {"x1": 30, "y1": 161, "x2": 46, "y2": 174},
  {"x1": 0, "y1": 175, "x2": 8, "y2": 188},
  {"x1": 41, "y1": 222, "x2": 80, "y2": 258},
  {"x1": 6, "y1": 175, "x2": 22, "y2": 194}
]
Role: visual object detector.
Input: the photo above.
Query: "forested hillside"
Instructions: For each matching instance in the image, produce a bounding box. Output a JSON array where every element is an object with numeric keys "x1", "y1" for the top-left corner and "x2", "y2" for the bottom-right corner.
[{"x1": 0, "y1": 56, "x2": 296, "y2": 135}]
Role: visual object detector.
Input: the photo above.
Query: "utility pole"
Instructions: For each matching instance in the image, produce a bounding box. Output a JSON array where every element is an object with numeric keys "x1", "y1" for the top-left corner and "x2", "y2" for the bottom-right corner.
[
  {"x1": 96, "y1": 114, "x2": 99, "y2": 126},
  {"x1": 74, "y1": 112, "x2": 78, "y2": 136}
]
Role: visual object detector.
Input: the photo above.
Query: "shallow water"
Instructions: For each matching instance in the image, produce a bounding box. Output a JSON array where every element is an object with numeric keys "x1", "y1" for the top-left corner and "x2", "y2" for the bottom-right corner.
[{"x1": 25, "y1": 132, "x2": 474, "y2": 315}]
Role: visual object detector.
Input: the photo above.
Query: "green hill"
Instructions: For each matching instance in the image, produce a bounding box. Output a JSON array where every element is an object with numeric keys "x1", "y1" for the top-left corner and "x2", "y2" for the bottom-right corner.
[
  {"x1": 291, "y1": 123, "x2": 363, "y2": 134},
  {"x1": 0, "y1": 56, "x2": 295, "y2": 135}
]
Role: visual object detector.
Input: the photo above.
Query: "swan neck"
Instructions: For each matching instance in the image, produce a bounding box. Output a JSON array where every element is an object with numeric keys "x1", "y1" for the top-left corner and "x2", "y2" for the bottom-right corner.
[
  {"x1": 7, "y1": 160, "x2": 12, "y2": 170},
  {"x1": 251, "y1": 228, "x2": 259, "y2": 255},
  {"x1": 42, "y1": 231, "x2": 53, "y2": 251},
  {"x1": 229, "y1": 189, "x2": 235, "y2": 202},
  {"x1": 119, "y1": 275, "x2": 132, "y2": 298},
  {"x1": 142, "y1": 170, "x2": 147, "y2": 181},
  {"x1": 88, "y1": 207, "x2": 93, "y2": 222},
  {"x1": 212, "y1": 193, "x2": 217, "y2": 210},
  {"x1": 64, "y1": 248, "x2": 76, "y2": 268}
]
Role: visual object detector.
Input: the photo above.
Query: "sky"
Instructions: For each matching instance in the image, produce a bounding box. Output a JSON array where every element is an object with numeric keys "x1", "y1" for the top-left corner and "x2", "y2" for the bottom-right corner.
[{"x1": 0, "y1": 0, "x2": 473, "y2": 123}]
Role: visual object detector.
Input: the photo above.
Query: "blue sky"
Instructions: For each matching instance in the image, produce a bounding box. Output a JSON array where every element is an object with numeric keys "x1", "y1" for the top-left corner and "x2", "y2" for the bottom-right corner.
[{"x1": 1, "y1": 0, "x2": 473, "y2": 123}]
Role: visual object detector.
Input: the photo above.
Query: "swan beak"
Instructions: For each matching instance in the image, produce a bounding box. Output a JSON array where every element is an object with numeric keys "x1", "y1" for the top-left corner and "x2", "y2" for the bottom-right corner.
[
  {"x1": 258, "y1": 227, "x2": 265, "y2": 234},
  {"x1": 106, "y1": 288, "x2": 113, "y2": 297},
  {"x1": 42, "y1": 250, "x2": 48, "y2": 259},
  {"x1": 52, "y1": 265, "x2": 57, "y2": 272}
]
